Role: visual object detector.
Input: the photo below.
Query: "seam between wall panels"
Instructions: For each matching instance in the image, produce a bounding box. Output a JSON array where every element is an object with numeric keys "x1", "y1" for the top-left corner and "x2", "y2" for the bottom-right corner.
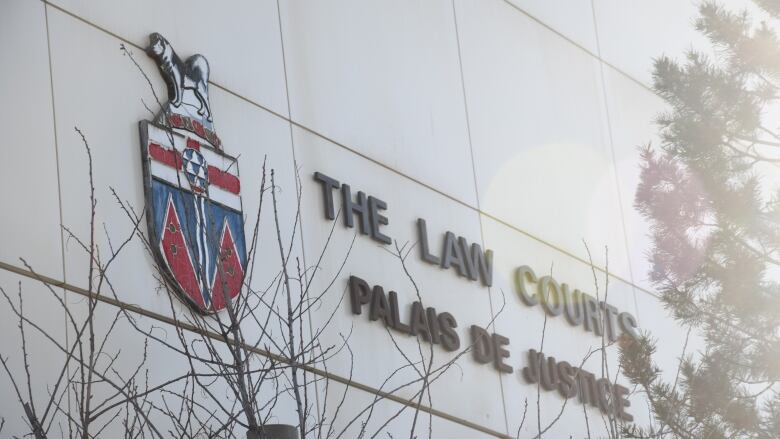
[
  {"x1": 43, "y1": 4, "x2": 66, "y2": 302},
  {"x1": 497, "y1": 0, "x2": 653, "y2": 93},
  {"x1": 43, "y1": 2, "x2": 72, "y2": 419},
  {"x1": 450, "y1": 0, "x2": 511, "y2": 435},
  {"x1": 35, "y1": 0, "x2": 657, "y2": 96},
  {"x1": 590, "y1": 0, "x2": 655, "y2": 428},
  {"x1": 0, "y1": 261, "x2": 514, "y2": 439},
  {"x1": 589, "y1": 0, "x2": 642, "y2": 322},
  {"x1": 38, "y1": 1, "x2": 661, "y2": 300},
  {"x1": 273, "y1": 0, "x2": 324, "y2": 425},
  {"x1": 27, "y1": 1, "x2": 683, "y2": 435},
  {"x1": 43, "y1": 0, "x2": 65, "y2": 285}
]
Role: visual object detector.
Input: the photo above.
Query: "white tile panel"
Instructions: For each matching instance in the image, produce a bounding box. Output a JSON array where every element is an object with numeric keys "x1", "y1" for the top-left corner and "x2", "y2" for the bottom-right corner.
[
  {"x1": 47, "y1": 0, "x2": 289, "y2": 115},
  {"x1": 631, "y1": 287, "x2": 705, "y2": 386},
  {"x1": 480, "y1": 214, "x2": 654, "y2": 436},
  {"x1": 593, "y1": 0, "x2": 761, "y2": 86},
  {"x1": 602, "y1": 65, "x2": 668, "y2": 292},
  {"x1": 0, "y1": 263, "x2": 315, "y2": 437},
  {"x1": 0, "y1": 0, "x2": 63, "y2": 279},
  {"x1": 455, "y1": 0, "x2": 631, "y2": 279},
  {"x1": 293, "y1": 125, "x2": 507, "y2": 433},
  {"x1": 316, "y1": 379, "x2": 500, "y2": 438},
  {"x1": 0, "y1": 271, "x2": 70, "y2": 436},
  {"x1": 47, "y1": 7, "x2": 300, "y2": 333},
  {"x1": 0, "y1": 0, "x2": 713, "y2": 436},
  {"x1": 279, "y1": 0, "x2": 478, "y2": 206},
  {"x1": 504, "y1": 0, "x2": 599, "y2": 54},
  {"x1": 593, "y1": 0, "x2": 706, "y2": 87}
]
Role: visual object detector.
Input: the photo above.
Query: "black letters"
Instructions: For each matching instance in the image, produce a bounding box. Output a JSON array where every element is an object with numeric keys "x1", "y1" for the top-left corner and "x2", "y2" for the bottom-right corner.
[
  {"x1": 459, "y1": 237, "x2": 494, "y2": 287},
  {"x1": 556, "y1": 361, "x2": 578, "y2": 398},
  {"x1": 314, "y1": 172, "x2": 392, "y2": 245},
  {"x1": 368, "y1": 196, "x2": 391, "y2": 244},
  {"x1": 438, "y1": 312, "x2": 460, "y2": 351},
  {"x1": 613, "y1": 383, "x2": 633, "y2": 421},
  {"x1": 582, "y1": 293, "x2": 603, "y2": 336},
  {"x1": 578, "y1": 369, "x2": 599, "y2": 408},
  {"x1": 602, "y1": 302, "x2": 620, "y2": 342},
  {"x1": 470, "y1": 325, "x2": 493, "y2": 364},
  {"x1": 523, "y1": 349, "x2": 542, "y2": 384},
  {"x1": 619, "y1": 312, "x2": 639, "y2": 340},
  {"x1": 427, "y1": 307, "x2": 441, "y2": 344},
  {"x1": 561, "y1": 284, "x2": 584, "y2": 326},
  {"x1": 491, "y1": 333, "x2": 513, "y2": 373},
  {"x1": 515, "y1": 265, "x2": 539, "y2": 306},
  {"x1": 351, "y1": 276, "x2": 462, "y2": 353},
  {"x1": 410, "y1": 301, "x2": 431, "y2": 342},
  {"x1": 538, "y1": 276, "x2": 563, "y2": 317},
  {"x1": 417, "y1": 218, "x2": 441, "y2": 265},
  {"x1": 314, "y1": 172, "x2": 340, "y2": 220},
  {"x1": 596, "y1": 378, "x2": 612, "y2": 414},
  {"x1": 442, "y1": 232, "x2": 467, "y2": 277},
  {"x1": 470, "y1": 326, "x2": 513, "y2": 373},
  {"x1": 349, "y1": 275, "x2": 371, "y2": 315},
  {"x1": 388, "y1": 290, "x2": 412, "y2": 334},
  {"x1": 342, "y1": 184, "x2": 370, "y2": 234},
  {"x1": 369, "y1": 286, "x2": 391, "y2": 326},
  {"x1": 512, "y1": 268, "x2": 640, "y2": 342}
]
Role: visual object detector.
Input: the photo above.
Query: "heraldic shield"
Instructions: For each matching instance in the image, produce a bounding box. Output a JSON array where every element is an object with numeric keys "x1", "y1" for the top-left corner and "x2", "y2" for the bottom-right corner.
[{"x1": 139, "y1": 33, "x2": 247, "y2": 313}]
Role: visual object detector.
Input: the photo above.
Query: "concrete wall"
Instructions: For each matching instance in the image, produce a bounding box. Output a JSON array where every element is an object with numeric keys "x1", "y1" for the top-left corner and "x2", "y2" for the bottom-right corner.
[{"x1": 0, "y1": 0, "x2": 731, "y2": 436}]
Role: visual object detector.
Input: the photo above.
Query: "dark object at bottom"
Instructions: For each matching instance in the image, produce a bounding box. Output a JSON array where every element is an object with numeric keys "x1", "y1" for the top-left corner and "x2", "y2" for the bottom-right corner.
[{"x1": 246, "y1": 424, "x2": 299, "y2": 439}]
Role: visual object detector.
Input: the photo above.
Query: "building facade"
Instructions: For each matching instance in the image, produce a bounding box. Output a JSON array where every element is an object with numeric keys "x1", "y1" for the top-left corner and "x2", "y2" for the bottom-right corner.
[{"x1": 0, "y1": 0, "x2": 723, "y2": 437}]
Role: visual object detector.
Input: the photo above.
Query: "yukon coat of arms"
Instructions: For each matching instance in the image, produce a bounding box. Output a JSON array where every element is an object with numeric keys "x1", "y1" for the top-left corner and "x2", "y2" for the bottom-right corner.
[{"x1": 139, "y1": 33, "x2": 246, "y2": 313}]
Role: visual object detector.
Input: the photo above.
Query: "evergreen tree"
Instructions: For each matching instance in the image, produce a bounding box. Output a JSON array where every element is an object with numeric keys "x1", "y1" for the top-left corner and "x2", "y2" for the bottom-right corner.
[{"x1": 623, "y1": 1, "x2": 780, "y2": 437}]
